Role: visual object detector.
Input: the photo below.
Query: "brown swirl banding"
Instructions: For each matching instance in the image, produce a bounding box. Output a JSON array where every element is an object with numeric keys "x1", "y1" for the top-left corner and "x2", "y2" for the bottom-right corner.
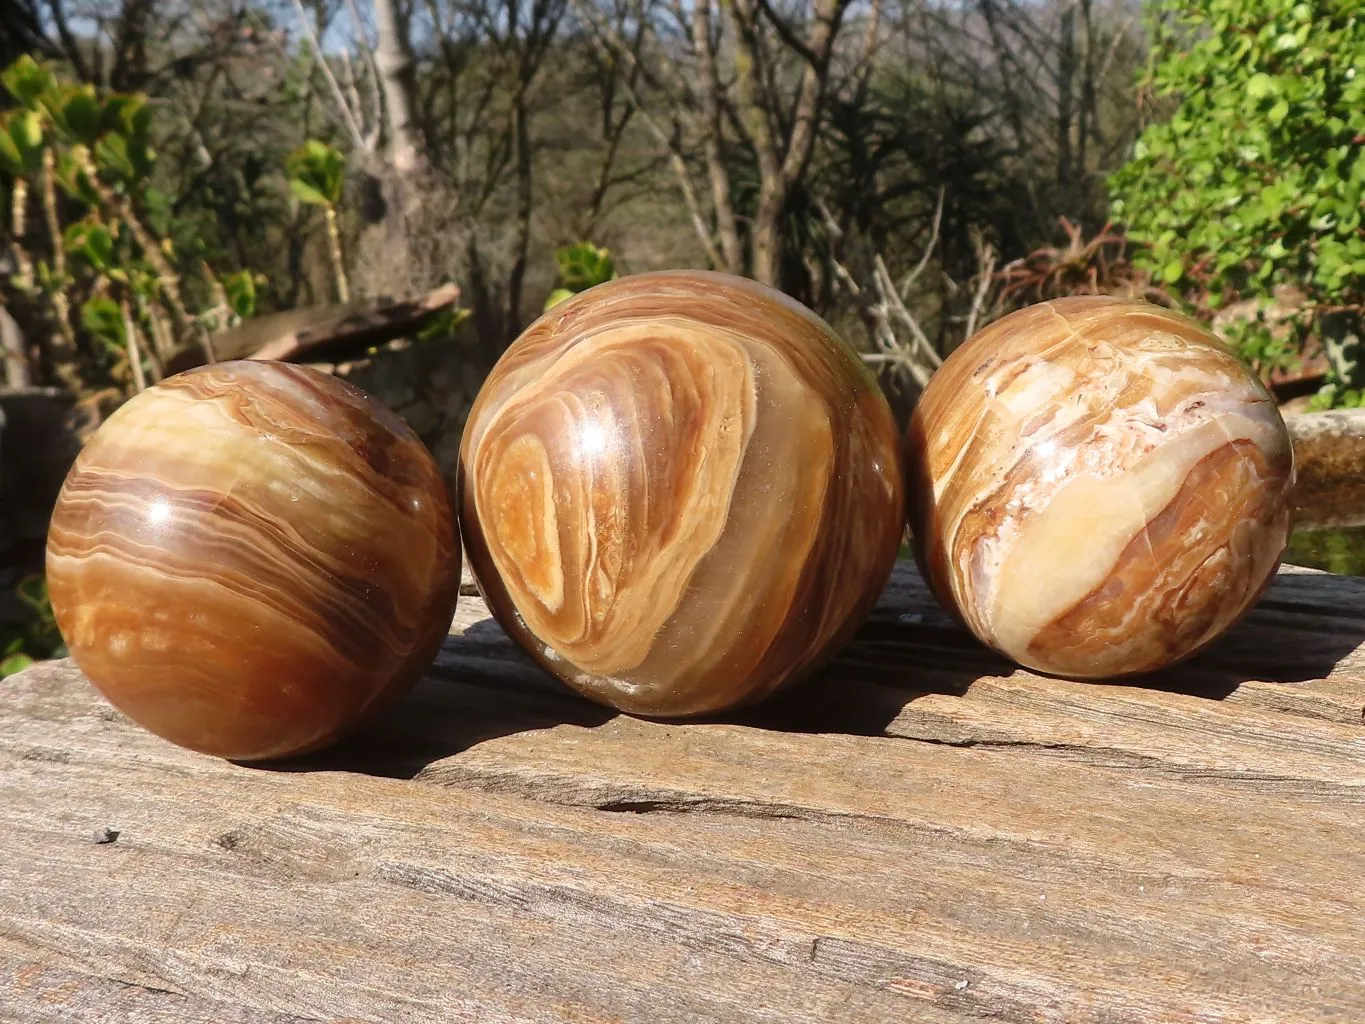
[
  {"x1": 906, "y1": 296, "x2": 1294, "y2": 678},
  {"x1": 460, "y1": 270, "x2": 904, "y2": 717},
  {"x1": 46, "y1": 361, "x2": 460, "y2": 760}
]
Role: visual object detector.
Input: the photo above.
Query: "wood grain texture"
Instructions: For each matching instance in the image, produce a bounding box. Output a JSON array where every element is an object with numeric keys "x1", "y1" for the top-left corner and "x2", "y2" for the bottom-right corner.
[
  {"x1": 2, "y1": 559, "x2": 1363, "y2": 1024},
  {"x1": 44, "y1": 361, "x2": 461, "y2": 762},
  {"x1": 460, "y1": 270, "x2": 904, "y2": 717},
  {"x1": 164, "y1": 284, "x2": 462, "y2": 374},
  {"x1": 907, "y1": 296, "x2": 1296, "y2": 679}
]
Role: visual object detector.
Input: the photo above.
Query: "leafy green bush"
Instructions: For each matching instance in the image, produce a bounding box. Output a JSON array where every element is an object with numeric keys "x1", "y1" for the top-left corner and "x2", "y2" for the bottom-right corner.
[
  {"x1": 0, "y1": 55, "x2": 261, "y2": 393},
  {"x1": 543, "y1": 242, "x2": 616, "y2": 311},
  {"x1": 1109, "y1": 0, "x2": 1364, "y2": 401}
]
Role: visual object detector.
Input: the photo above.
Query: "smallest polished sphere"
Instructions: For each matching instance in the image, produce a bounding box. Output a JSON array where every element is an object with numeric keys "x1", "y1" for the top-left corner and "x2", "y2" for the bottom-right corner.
[
  {"x1": 46, "y1": 361, "x2": 461, "y2": 761},
  {"x1": 906, "y1": 296, "x2": 1295, "y2": 678}
]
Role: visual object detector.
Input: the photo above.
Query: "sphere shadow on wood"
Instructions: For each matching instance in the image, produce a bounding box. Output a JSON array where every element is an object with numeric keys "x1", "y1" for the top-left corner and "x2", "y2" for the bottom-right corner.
[
  {"x1": 459, "y1": 270, "x2": 906, "y2": 717},
  {"x1": 45, "y1": 361, "x2": 462, "y2": 761},
  {"x1": 905, "y1": 296, "x2": 1296, "y2": 679}
]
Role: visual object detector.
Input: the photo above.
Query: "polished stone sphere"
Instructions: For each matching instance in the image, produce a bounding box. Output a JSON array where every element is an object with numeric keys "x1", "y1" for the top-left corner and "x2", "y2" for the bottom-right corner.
[
  {"x1": 46, "y1": 361, "x2": 461, "y2": 761},
  {"x1": 459, "y1": 270, "x2": 904, "y2": 716},
  {"x1": 905, "y1": 296, "x2": 1295, "y2": 678}
]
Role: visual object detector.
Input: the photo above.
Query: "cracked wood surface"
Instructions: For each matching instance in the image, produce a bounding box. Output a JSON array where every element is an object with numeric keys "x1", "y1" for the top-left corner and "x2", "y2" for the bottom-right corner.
[{"x1": 1, "y1": 560, "x2": 1363, "y2": 1023}]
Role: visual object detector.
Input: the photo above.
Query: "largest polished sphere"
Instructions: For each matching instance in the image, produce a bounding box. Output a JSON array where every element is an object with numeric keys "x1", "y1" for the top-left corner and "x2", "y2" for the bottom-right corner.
[
  {"x1": 906, "y1": 296, "x2": 1295, "y2": 678},
  {"x1": 46, "y1": 361, "x2": 461, "y2": 761},
  {"x1": 459, "y1": 271, "x2": 904, "y2": 716}
]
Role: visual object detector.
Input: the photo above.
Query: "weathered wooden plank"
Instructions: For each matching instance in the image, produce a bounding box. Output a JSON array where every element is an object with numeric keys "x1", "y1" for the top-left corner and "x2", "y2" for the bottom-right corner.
[
  {"x1": 2, "y1": 560, "x2": 1363, "y2": 1023},
  {"x1": 0, "y1": 721, "x2": 974, "y2": 1024},
  {"x1": 0, "y1": 958, "x2": 336, "y2": 1024},
  {"x1": 2, "y1": 702, "x2": 1362, "y2": 1024}
]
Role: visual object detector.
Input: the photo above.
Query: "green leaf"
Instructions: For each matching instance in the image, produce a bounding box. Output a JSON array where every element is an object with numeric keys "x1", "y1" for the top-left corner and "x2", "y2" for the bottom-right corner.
[
  {"x1": 1109, "y1": 0, "x2": 1365, "y2": 319},
  {"x1": 1246, "y1": 73, "x2": 1277, "y2": 100},
  {"x1": 54, "y1": 150, "x2": 99, "y2": 206},
  {"x1": 51, "y1": 87, "x2": 102, "y2": 144},
  {"x1": 143, "y1": 186, "x2": 172, "y2": 236},
  {"x1": 0, "y1": 652, "x2": 34, "y2": 677},
  {"x1": 94, "y1": 132, "x2": 135, "y2": 180},
  {"x1": 0, "y1": 132, "x2": 19, "y2": 177},
  {"x1": 11, "y1": 109, "x2": 42, "y2": 157},
  {"x1": 223, "y1": 270, "x2": 258, "y2": 319},
  {"x1": 99, "y1": 93, "x2": 151, "y2": 142},
  {"x1": 543, "y1": 287, "x2": 575, "y2": 311},
  {"x1": 416, "y1": 302, "x2": 471, "y2": 340},
  {"x1": 288, "y1": 178, "x2": 331, "y2": 207},
  {"x1": 0, "y1": 110, "x2": 44, "y2": 175},
  {"x1": 0, "y1": 55, "x2": 55, "y2": 109},
  {"x1": 285, "y1": 140, "x2": 345, "y2": 207},
  {"x1": 554, "y1": 242, "x2": 616, "y2": 292},
  {"x1": 65, "y1": 221, "x2": 114, "y2": 271},
  {"x1": 15, "y1": 576, "x2": 51, "y2": 618},
  {"x1": 80, "y1": 297, "x2": 127, "y2": 350}
]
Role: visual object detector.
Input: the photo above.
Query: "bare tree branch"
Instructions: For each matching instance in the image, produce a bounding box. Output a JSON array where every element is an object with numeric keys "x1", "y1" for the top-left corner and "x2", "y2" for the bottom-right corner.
[
  {"x1": 816, "y1": 195, "x2": 941, "y2": 389},
  {"x1": 692, "y1": 0, "x2": 742, "y2": 272},
  {"x1": 288, "y1": 0, "x2": 368, "y2": 151},
  {"x1": 898, "y1": 186, "x2": 945, "y2": 298},
  {"x1": 962, "y1": 227, "x2": 999, "y2": 340},
  {"x1": 750, "y1": 0, "x2": 817, "y2": 65},
  {"x1": 570, "y1": 0, "x2": 724, "y2": 267}
]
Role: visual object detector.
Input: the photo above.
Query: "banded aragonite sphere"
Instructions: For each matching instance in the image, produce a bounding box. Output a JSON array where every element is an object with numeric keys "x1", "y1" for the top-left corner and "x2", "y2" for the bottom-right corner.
[
  {"x1": 905, "y1": 296, "x2": 1295, "y2": 679},
  {"x1": 459, "y1": 270, "x2": 905, "y2": 717},
  {"x1": 46, "y1": 361, "x2": 461, "y2": 761}
]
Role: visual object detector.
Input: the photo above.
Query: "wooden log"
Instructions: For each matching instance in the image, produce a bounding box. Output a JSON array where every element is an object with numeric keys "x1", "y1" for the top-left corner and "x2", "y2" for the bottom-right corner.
[
  {"x1": 1, "y1": 560, "x2": 1363, "y2": 1023},
  {"x1": 163, "y1": 284, "x2": 462, "y2": 375}
]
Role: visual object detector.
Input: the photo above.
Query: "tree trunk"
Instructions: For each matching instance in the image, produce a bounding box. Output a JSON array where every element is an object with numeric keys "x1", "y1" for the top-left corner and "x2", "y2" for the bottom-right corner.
[
  {"x1": 723, "y1": 0, "x2": 847, "y2": 288},
  {"x1": 693, "y1": 0, "x2": 742, "y2": 274},
  {"x1": 109, "y1": 0, "x2": 154, "y2": 90},
  {"x1": 723, "y1": 0, "x2": 784, "y2": 285},
  {"x1": 1056, "y1": 3, "x2": 1076, "y2": 190},
  {"x1": 505, "y1": 92, "x2": 532, "y2": 343},
  {"x1": 1077, "y1": 0, "x2": 1098, "y2": 186},
  {"x1": 373, "y1": 0, "x2": 427, "y2": 176},
  {"x1": 779, "y1": 0, "x2": 846, "y2": 190},
  {"x1": 978, "y1": 0, "x2": 1027, "y2": 155},
  {"x1": 465, "y1": 236, "x2": 512, "y2": 363},
  {"x1": 750, "y1": 186, "x2": 786, "y2": 288}
]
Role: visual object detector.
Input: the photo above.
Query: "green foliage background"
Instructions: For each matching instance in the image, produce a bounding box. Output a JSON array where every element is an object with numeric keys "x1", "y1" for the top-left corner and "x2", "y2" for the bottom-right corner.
[{"x1": 1110, "y1": 0, "x2": 1365, "y2": 402}]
